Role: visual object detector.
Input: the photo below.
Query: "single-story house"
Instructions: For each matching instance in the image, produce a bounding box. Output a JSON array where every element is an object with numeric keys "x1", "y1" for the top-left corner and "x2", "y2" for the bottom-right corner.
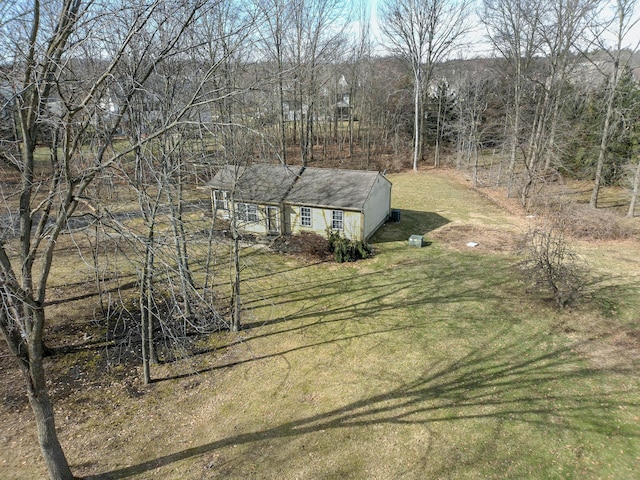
[{"x1": 206, "y1": 164, "x2": 392, "y2": 241}]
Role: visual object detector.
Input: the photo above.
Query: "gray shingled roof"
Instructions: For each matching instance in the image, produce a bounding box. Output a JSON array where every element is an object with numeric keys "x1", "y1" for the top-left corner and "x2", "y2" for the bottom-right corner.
[
  {"x1": 285, "y1": 167, "x2": 381, "y2": 211},
  {"x1": 207, "y1": 164, "x2": 386, "y2": 210},
  {"x1": 207, "y1": 164, "x2": 302, "y2": 204}
]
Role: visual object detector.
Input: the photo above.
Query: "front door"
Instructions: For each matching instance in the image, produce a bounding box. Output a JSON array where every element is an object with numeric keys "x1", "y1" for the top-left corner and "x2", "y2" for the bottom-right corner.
[{"x1": 266, "y1": 206, "x2": 279, "y2": 234}]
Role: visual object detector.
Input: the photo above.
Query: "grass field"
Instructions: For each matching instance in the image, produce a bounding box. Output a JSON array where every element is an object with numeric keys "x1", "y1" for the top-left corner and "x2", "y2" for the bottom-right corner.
[{"x1": 1, "y1": 169, "x2": 639, "y2": 479}]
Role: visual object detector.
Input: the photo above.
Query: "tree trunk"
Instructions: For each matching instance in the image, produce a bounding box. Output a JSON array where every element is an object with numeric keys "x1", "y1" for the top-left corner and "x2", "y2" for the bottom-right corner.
[
  {"x1": 140, "y1": 295, "x2": 151, "y2": 385},
  {"x1": 435, "y1": 87, "x2": 443, "y2": 168},
  {"x1": 307, "y1": 94, "x2": 315, "y2": 165},
  {"x1": 1, "y1": 301, "x2": 73, "y2": 480},
  {"x1": 521, "y1": 89, "x2": 549, "y2": 208},
  {"x1": 590, "y1": 35, "x2": 624, "y2": 209},
  {"x1": 543, "y1": 94, "x2": 562, "y2": 172},
  {"x1": 506, "y1": 53, "x2": 523, "y2": 198},
  {"x1": 229, "y1": 193, "x2": 241, "y2": 332},
  {"x1": 231, "y1": 233, "x2": 241, "y2": 332},
  {"x1": 26, "y1": 375, "x2": 74, "y2": 479},
  {"x1": 140, "y1": 227, "x2": 156, "y2": 385},
  {"x1": 628, "y1": 157, "x2": 640, "y2": 217},
  {"x1": 204, "y1": 191, "x2": 218, "y2": 291},
  {"x1": 278, "y1": 61, "x2": 287, "y2": 165},
  {"x1": 412, "y1": 71, "x2": 421, "y2": 171},
  {"x1": 167, "y1": 157, "x2": 194, "y2": 317},
  {"x1": 590, "y1": 89, "x2": 615, "y2": 208},
  {"x1": 348, "y1": 84, "x2": 355, "y2": 159},
  {"x1": 22, "y1": 309, "x2": 74, "y2": 480}
]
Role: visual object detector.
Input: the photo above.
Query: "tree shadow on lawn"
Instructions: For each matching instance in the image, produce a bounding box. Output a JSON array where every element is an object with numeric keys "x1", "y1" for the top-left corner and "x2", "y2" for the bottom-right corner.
[
  {"x1": 79, "y1": 242, "x2": 639, "y2": 478},
  {"x1": 84, "y1": 329, "x2": 639, "y2": 479},
  {"x1": 243, "y1": 252, "x2": 510, "y2": 325},
  {"x1": 191, "y1": 258, "x2": 510, "y2": 361},
  {"x1": 374, "y1": 210, "x2": 450, "y2": 243},
  {"x1": 584, "y1": 276, "x2": 640, "y2": 320},
  {"x1": 45, "y1": 279, "x2": 138, "y2": 307},
  {"x1": 165, "y1": 323, "x2": 413, "y2": 383},
  {"x1": 176, "y1": 273, "x2": 445, "y2": 371}
]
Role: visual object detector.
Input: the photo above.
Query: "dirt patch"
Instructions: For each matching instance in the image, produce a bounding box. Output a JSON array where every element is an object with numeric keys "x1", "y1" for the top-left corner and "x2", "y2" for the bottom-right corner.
[
  {"x1": 430, "y1": 223, "x2": 522, "y2": 254},
  {"x1": 570, "y1": 328, "x2": 640, "y2": 371}
]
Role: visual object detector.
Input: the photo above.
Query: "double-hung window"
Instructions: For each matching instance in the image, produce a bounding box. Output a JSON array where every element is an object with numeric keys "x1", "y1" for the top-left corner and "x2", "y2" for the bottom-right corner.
[
  {"x1": 237, "y1": 203, "x2": 258, "y2": 223},
  {"x1": 300, "y1": 206, "x2": 312, "y2": 227},
  {"x1": 332, "y1": 210, "x2": 343, "y2": 230}
]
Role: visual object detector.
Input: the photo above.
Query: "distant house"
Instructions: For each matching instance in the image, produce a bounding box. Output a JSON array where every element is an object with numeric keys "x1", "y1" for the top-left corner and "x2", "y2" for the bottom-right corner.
[
  {"x1": 334, "y1": 75, "x2": 351, "y2": 120},
  {"x1": 206, "y1": 164, "x2": 392, "y2": 241}
]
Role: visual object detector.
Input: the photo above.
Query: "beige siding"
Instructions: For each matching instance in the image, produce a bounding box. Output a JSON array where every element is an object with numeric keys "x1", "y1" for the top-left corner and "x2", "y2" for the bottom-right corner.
[
  {"x1": 342, "y1": 210, "x2": 363, "y2": 240},
  {"x1": 212, "y1": 171, "x2": 391, "y2": 241},
  {"x1": 362, "y1": 175, "x2": 392, "y2": 240},
  {"x1": 288, "y1": 205, "x2": 363, "y2": 240},
  {"x1": 215, "y1": 203, "x2": 277, "y2": 236}
]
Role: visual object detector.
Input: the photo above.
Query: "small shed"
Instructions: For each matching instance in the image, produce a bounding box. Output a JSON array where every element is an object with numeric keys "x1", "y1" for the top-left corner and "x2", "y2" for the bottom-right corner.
[
  {"x1": 206, "y1": 165, "x2": 392, "y2": 240},
  {"x1": 285, "y1": 167, "x2": 391, "y2": 240}
]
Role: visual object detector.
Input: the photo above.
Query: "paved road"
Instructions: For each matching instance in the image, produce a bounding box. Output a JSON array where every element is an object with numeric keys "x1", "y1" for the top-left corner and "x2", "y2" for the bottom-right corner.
[{"x1": 0, "y1": 199, "x2": 211, "y2": 240}]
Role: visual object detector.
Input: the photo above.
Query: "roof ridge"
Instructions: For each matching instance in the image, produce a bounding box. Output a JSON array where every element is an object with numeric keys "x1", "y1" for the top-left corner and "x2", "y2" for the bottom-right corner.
[{"x1": 302, "y1": 166, "x2": 380, "y2": 174}]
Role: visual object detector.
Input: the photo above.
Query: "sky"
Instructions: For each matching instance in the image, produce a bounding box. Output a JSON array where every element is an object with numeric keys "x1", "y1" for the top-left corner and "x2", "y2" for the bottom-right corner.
[{"x1": 364, "y1": 0, "x2": 640, "y2": 58}]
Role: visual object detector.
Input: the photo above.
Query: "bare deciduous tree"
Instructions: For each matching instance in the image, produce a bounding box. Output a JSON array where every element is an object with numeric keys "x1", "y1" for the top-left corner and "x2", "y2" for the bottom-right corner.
[
  {"x1": 0, "y1": 0, "x2": 220, "y2": 476},
  {"x1": 483, "y1": 0, "x2": 601, "y2": 206},
  {"x1": 254, "y1": 0, "x2": 294, "y2": 164},
  {"x1": 518, "y1": 225, "x2": 587, "y2": 308},
  {"x1": 483, "y1": 0, "x2": 544, "y2": 196},
  {"x1": 379, "y1": 0, "x2": 471, "y2": 171},
  {"x1": 588, "y1": 0, "x2": 639, "y2": 207},
  {"x1": 628, "y1": 156, "x2": 640, "y2": 217},
  {"x1": 288, "y1": 0, "x2": 349, "y2": 165}
]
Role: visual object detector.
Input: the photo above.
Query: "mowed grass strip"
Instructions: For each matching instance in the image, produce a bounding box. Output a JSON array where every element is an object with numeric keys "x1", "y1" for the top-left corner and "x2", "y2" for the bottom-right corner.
[{"x1": 2, "y1": 170, "x2": 639, "y2": 479}]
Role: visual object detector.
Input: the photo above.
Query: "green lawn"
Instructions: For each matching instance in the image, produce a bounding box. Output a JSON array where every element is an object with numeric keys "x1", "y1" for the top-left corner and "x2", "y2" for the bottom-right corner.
[{"x1": 2, "y1": 170, "x2": 639, "y2": 479}]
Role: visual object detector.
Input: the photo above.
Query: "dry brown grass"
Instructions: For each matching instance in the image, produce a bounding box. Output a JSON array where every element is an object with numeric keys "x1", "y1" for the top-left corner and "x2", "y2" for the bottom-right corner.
[
  {"x1": 430, "y1": 224, "x2": 521, "y2": 253},
  {"x1": 2, "y1": 167, "x2": 640, "y2": 480}
]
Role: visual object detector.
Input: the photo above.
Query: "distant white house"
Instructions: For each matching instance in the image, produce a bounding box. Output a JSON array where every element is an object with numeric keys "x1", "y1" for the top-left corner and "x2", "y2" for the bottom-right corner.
[
  {"x1": 206, "y1": 164, "x2": 392, "y2": 241},
  {"x1": 334, "y1": 75, "x2": 351, "y2": 120}
]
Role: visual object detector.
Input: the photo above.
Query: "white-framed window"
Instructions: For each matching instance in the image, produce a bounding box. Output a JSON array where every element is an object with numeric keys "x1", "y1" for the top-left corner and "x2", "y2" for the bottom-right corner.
[
  {"x1": 332, "y1": 210, "x2": 343, "y2": 230},
  {"x1": 214, "y1": 190, "x2": 228, "y2": 210},
  {"x1": 237, "y1": 203, "x2": 258, "y2": 223},
  {"x1": 300, "y1": 206, "x2": 312, "y2": 227}
]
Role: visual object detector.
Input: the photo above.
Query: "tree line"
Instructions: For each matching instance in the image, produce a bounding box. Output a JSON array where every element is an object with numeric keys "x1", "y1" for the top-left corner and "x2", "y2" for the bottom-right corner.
[{"x1": 0, "y1": 0, "x2": 638, "y2": 478}]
